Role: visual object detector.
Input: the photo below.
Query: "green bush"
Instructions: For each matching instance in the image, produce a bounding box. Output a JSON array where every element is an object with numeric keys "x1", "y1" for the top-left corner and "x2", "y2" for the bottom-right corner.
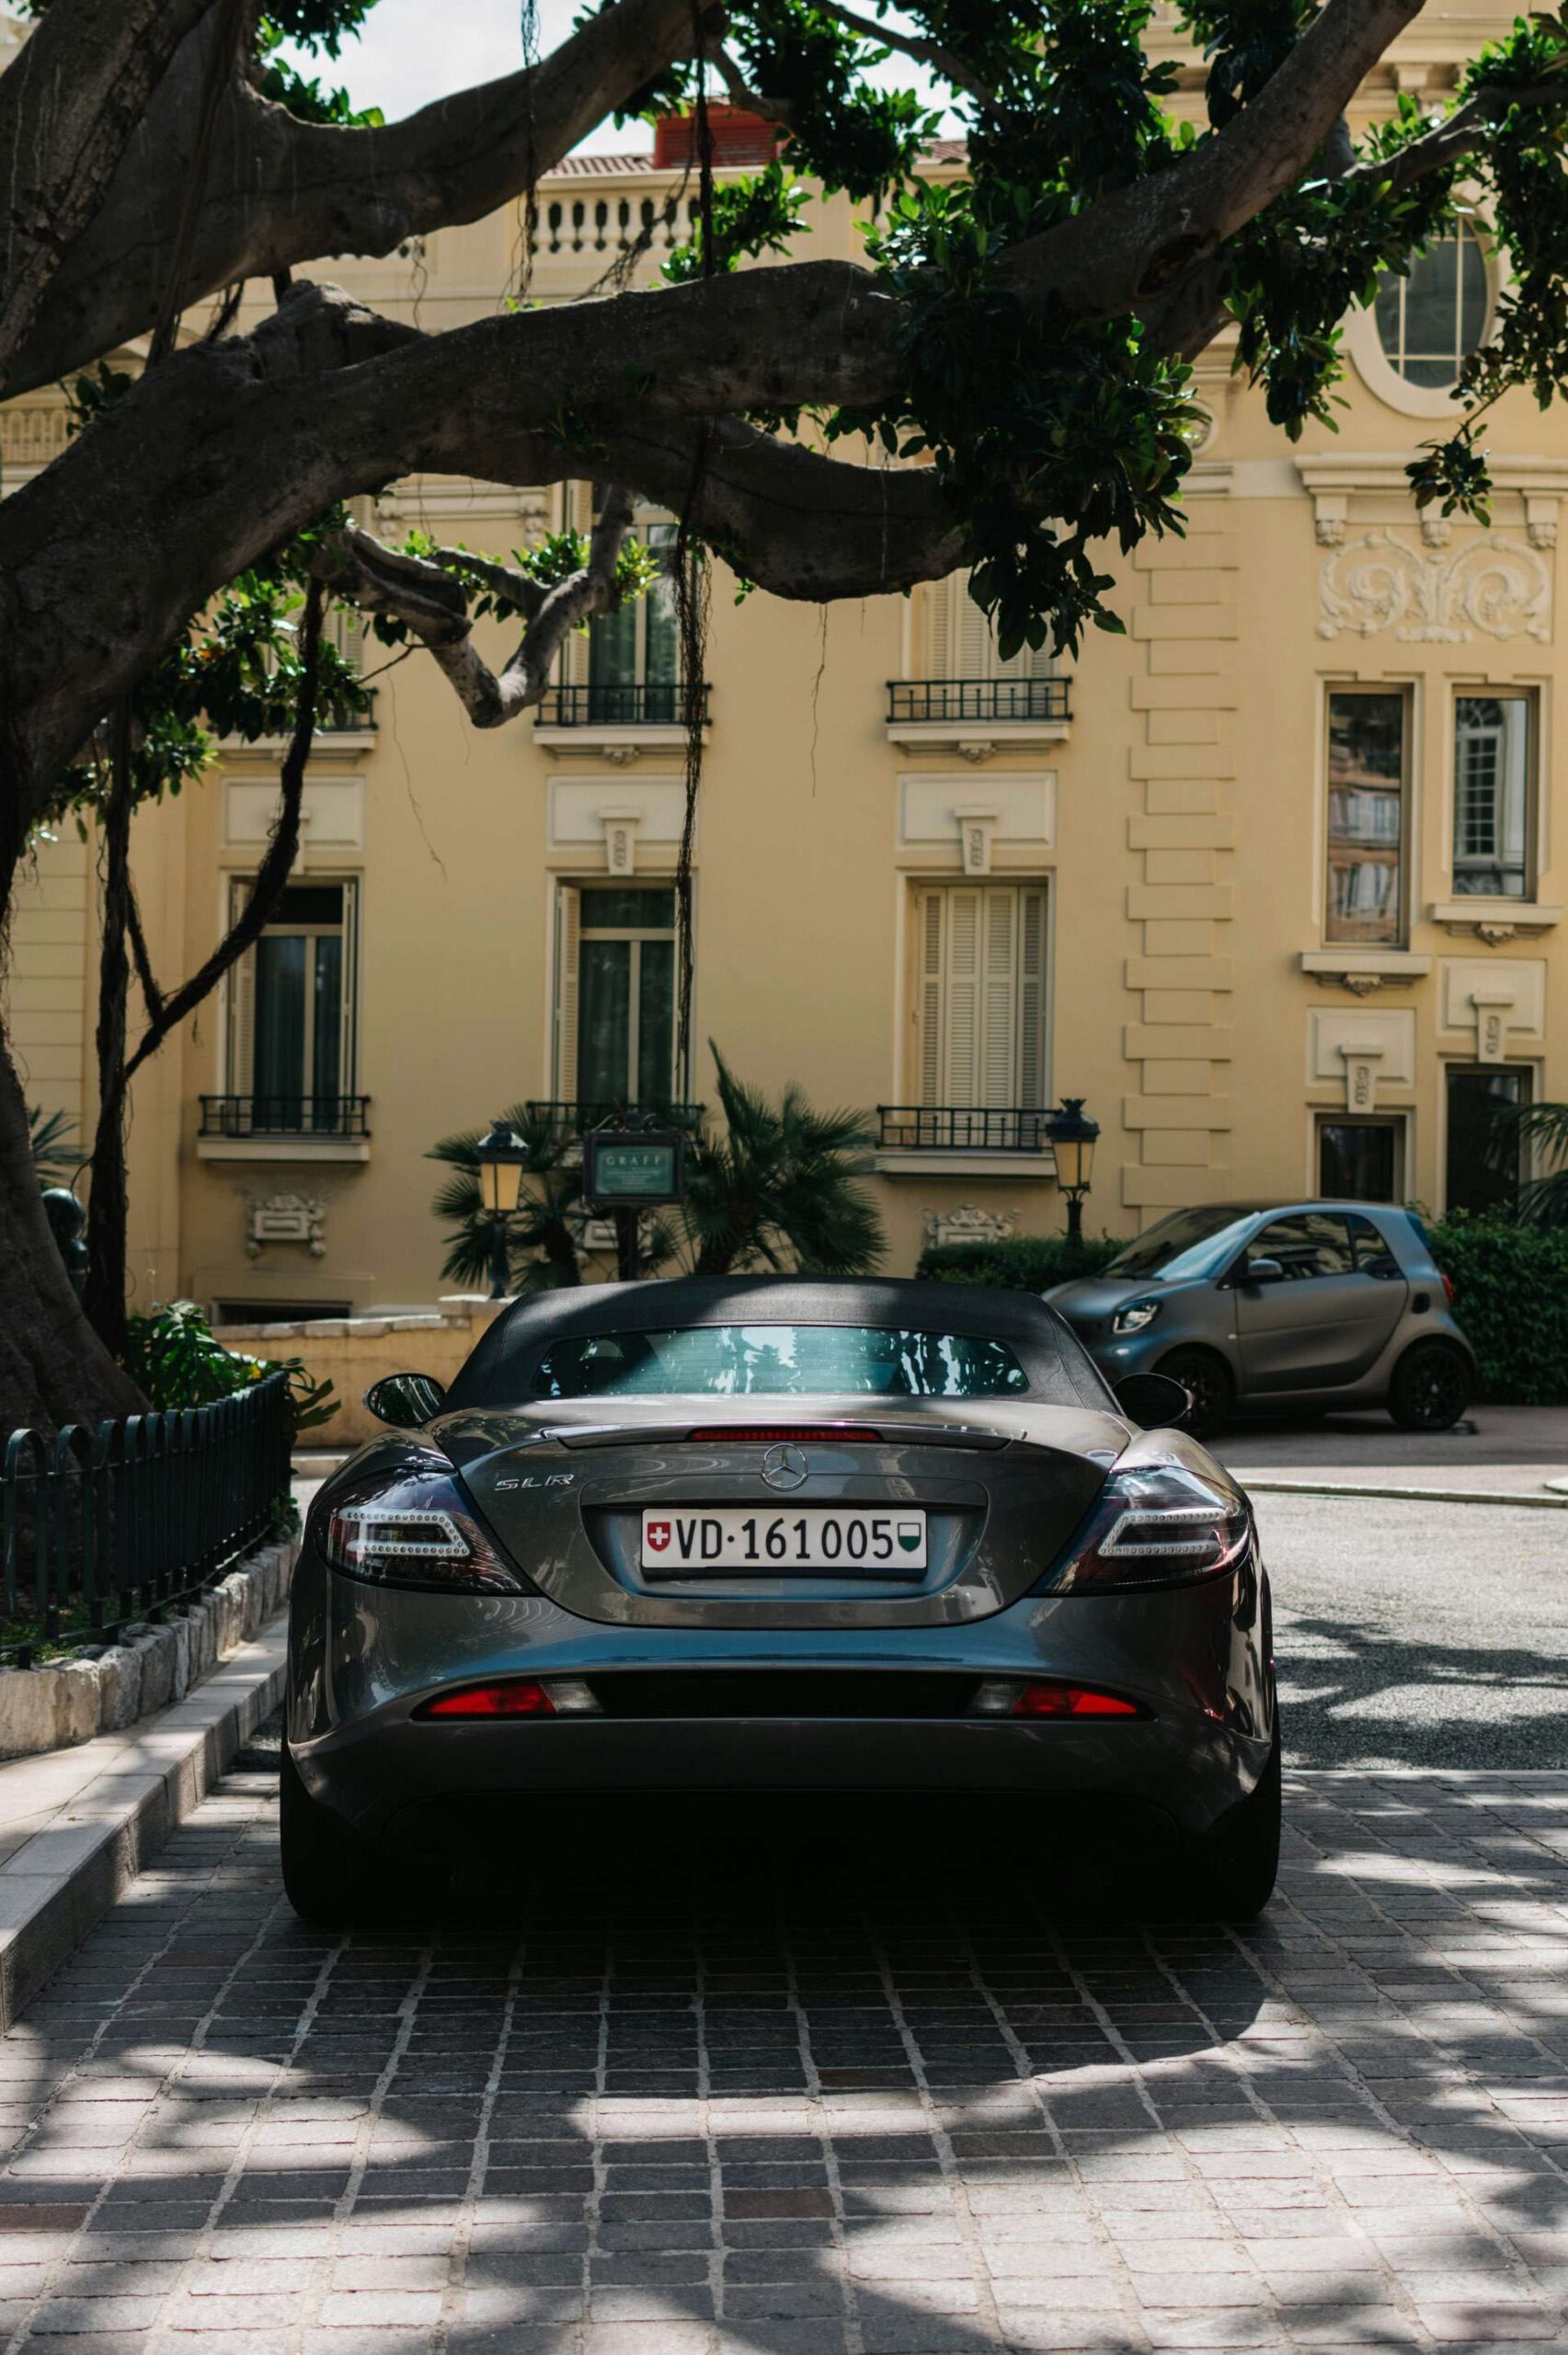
[
  {"x1": 123, "y1": 1301, "x2": 338, "y2": 1433},
  {"x1": 916, "y1": 1234, "x2": 1123, "y2": 1292},
  {"x1": 1427, "y1": 1213, "x2": 1568, "y2": 1405}
]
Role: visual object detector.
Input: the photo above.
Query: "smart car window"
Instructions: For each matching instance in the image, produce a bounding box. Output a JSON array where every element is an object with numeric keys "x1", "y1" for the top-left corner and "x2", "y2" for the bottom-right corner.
[
  {"x1": 1345, "y1": 1212, "x2": 1402, "y2": 1278},
  {"x1": 532, "y1": 1324, "x2": 1032, "y2": 1398},
  {"x1": 1106, "y1": 1207, "x2": 1258, "y2": 1281},
  {"x1": 1247, "y1": 1212, "x2": 1356, "y2": 1280}
]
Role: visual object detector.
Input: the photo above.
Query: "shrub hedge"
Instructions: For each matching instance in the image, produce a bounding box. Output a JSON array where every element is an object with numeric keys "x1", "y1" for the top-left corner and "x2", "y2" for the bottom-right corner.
[
  {"x1": 916, "y1": 1234, "x2": 1122, "y2": 1293},
  {"x1": 1426, "y1": 1213, "x2": 1568, "y2": 1406},
  {"x1": 918, "y1": 1214, "x2": 1568, "y2": 1405}
]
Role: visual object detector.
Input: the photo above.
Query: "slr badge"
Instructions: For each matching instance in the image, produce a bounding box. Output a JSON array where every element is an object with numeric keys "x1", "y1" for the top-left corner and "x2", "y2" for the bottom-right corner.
[{"x1": 761, "y1": 1442, "x2": 810, "y2": 1492}]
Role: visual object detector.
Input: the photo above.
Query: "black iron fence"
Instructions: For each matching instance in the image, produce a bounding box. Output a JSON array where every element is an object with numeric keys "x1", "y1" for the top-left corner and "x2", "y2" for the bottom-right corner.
[
  {"x1": 535, "y1": 684, "x2": 711, "y2": 728},
  {"x1": 200, "y1": 1095, "x2": 372, "y2": 1139},
  {"x1": 886, "y1": 679, "x2": 1071, "y2": 726},
  {"x1": 527, "y1": 1100, "x2": 705, "y2": 1142},
  {"x1": 0, "y1": 1373, "x2": 292, "y2": 1662},
  {"x1": 877, "y1": 1106, "x2": 1058, "y2": 1153}
]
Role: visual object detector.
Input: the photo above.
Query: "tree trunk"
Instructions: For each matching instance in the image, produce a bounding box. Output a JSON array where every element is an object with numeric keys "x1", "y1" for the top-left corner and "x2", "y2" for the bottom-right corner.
[
  {"x1": 0, "y1": 1027, "x2": 143, "y2": 1434},
  {"x1": 82, "y1": 713, "x2": 133, "y2": 1360}
]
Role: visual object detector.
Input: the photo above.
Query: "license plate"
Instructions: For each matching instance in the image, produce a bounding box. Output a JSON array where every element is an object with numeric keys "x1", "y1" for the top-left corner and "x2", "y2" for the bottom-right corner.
[{"x1": 640, "y1": 1508, "x2": 928, "y2": 1575}]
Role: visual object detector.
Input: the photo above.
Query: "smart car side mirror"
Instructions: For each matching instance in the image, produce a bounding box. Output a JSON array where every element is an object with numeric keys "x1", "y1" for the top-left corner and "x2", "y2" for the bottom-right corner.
[
  {"x1": 364, "y1": 1373, "x2": 448, "y2": 1429},
  {"x1": 1242, "y1": 1257, "x2": 1286, "y2": 1284},
  {"x1": 1113, "y1": 1373, "x2": 1191, "y2": 1430}
]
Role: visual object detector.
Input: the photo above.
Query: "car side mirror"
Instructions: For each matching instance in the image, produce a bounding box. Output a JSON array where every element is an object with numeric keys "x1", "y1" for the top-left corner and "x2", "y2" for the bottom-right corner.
[
  {"x1": 1113, "y1": 1373, "x2": 1191, "y2": 1430},
  {"x1": 364, "y1": 1373, "x2": 448, "y2": 1429},
  {"x1": 1242, "y1": 1257, "x2": 1286, "y2": 1285}
]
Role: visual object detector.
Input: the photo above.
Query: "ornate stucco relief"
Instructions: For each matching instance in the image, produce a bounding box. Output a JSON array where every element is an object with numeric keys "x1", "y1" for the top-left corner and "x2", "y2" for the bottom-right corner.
[{"x1": 1317, "y1": 532, "x2": 1551, "y2": 643}]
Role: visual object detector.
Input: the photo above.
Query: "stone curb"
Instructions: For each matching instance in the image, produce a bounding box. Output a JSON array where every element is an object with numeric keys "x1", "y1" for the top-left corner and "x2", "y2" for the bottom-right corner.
[
  {"x1": 0, "y1": 1534, "x2": 299, "y2": 1763},
  {"x1": 1244, "y1": 1477, "x2": 1568, "y2": 1508},
  {"x1": 0, "y1": 1613, "x2": 289, "y2": 2031}
]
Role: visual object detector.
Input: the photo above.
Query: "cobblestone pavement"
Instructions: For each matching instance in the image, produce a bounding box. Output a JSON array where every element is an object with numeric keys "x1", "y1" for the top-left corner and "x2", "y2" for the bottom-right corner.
[
  {"x1": 4, "y1": 1761, "x2": 1568, "y2": 2352},
  {"x1": 1255, "y1": 1493, "x2": 1568, "y2": 1769}
]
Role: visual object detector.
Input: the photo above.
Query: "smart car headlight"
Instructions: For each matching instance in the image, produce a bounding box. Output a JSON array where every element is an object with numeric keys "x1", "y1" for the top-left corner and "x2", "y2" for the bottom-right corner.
[
  {"x1": 1047, "y1": 1462, "x2": 1252, "y2": 1592},
  {"x1": 319, "y1": 1461, "x2": 528, "y2": 1592},
  {"x1": 1111, "y1": 1300, "x2": 1161, "y2": 1336}
]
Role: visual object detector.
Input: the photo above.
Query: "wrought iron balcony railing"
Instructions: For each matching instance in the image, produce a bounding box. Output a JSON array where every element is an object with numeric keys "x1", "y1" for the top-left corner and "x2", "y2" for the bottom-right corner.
[
  {"x1": 200, "y1": 1095, "x2": 372, "y2": 1139},
  {"x1": 886, "y1": 678, "x2": 1070, "y2": 726},
  {"x1": 527, "y1": 1100, "x2": 705, "y2": 1142},
  {"x1": 877, "y1": 1106, "x2": 1057, "y2": 1154},
  {"x1": 536, "y1": 683, "x2": 712, "y2": 728}
]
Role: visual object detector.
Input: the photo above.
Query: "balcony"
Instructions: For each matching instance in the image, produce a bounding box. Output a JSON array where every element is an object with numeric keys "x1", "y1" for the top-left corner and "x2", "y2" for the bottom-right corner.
[
  {"x1": 533, "y1": 682, "x2": 712, "y2": 758},
  {"x1": 885, "y1": 677, "x2": 1071, "y2": 756},
  {"x1": 875, "y1": 1104, "x2": 1059, "y2": 1178},
  {"x1": 197, "y1": 1096, "x2": 372, "y2": 1165},
  {"x1": 527, "y1": 1100, "x2": 705, "y2": 1144}
]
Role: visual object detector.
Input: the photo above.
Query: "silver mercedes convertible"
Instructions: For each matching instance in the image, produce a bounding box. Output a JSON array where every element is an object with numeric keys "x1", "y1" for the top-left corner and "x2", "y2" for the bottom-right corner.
[{"x1": 283, "y1": 1277, "x2": 1278, "y2": 1921}]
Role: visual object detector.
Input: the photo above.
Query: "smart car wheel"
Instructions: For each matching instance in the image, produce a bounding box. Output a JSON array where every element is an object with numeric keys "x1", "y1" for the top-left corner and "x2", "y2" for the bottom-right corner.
[
  {"x1": 1188, "y1": 1720, "x2": 1280, "y2": 1920},
  {"x1": 280, "y1": 1737, "x2": 371, "y2": 1925},
  {"x1": 1388, "y1": 1339, "x2": 1471, "y2": 1432},
  {"x1": 1155, "y1": 1346, "x2": 1234, "y2": 1438}
]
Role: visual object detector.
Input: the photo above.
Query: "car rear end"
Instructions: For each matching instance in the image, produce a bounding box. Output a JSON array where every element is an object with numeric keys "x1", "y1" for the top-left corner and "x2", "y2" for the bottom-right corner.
[{"x1": 287, "y1": 1396, "x2": 1275, "y2": 1866}]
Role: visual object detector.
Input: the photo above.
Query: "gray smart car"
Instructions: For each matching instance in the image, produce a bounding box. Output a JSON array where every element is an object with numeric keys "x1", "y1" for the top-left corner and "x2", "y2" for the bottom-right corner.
[
  {"x1": 283, "y1": 1277, "x2": 1277, "y2": 1924},
  {"x1": 1047, "y1": 1200, "x2": 1473, "y2": 1437}
]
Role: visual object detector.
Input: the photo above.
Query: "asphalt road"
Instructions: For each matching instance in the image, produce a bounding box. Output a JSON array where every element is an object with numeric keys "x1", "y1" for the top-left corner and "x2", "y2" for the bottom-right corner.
[{"x1": 1256, "y1": 1486, "x2": 1568, "y2": 1768}]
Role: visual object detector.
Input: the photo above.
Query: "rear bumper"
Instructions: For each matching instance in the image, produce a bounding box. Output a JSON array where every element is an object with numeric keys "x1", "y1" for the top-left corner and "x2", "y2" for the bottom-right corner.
[{"x1": 288, "y1": 1545, "x2": 1273, "y2": 1844}]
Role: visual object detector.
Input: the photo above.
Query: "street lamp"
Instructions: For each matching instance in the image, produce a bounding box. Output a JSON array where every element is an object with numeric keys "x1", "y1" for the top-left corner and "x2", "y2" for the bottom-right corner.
[
  {"x1": 475, "y1": 1121, "x2": 530, "y2": 1300},
  {"x1": 1047, "y1": 1097, "x2": 1099, "y2": 1248}
]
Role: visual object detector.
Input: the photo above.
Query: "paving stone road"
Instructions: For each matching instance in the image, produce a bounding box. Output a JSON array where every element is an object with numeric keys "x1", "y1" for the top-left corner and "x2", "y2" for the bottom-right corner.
[
  {"x1": 1257, "y1": 1492, "x2": 1568, "y2": 1770},
  {"x1": 4, "y1": 1746, "x2": 1568, "y2": 2353}
]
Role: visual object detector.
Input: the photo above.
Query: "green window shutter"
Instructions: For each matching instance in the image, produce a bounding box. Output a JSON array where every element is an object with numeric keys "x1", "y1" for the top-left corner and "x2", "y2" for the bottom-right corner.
[{"x1": 1019, "y1": 887, "x2": 1047, "y2": 1109}]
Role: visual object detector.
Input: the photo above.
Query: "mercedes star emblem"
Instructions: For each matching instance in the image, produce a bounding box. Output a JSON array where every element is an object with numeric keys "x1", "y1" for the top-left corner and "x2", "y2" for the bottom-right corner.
[{"x1": 761, "y1": 1442, "x2": 810, "y2": 1492}]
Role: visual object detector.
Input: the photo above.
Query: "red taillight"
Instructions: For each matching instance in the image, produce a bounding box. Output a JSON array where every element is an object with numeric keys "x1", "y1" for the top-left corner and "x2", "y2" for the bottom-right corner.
[
  {"x1": 1013, "y1": 1682, "x2": 1142, "y2": 1719},
  {"x1": 418, "y1": 1680, "x2": 555, "y2": 1719},
  {"x1": 1441, "y1": 1272, "x2": 1456, "y2": 1307},
  {"x1": 683, "y1": 1426, "x2": 879, "y2": 1443}
]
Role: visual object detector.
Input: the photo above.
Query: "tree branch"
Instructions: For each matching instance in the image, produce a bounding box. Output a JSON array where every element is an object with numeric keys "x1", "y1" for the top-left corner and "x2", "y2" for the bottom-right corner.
[
  {"x1": 124, "y1": 883, "x2": 166, "y2": 1028},
  {"x1": 1000, "y1": 0, "x2": 1429, "y2": 314},
  {"x1": 807, "y1": 0, "x2": 1001, "y2": 108},
  {"x1": 1, "y1": 0, "x2": 712, "y2": 397},
  {"x1": 0, "y1": 0, "x2": 220, "y2": 392},
  {"x1": 312, "y1": 491, "x2": 636, "y2": 727},
  {"x1": 1342, "y1": 81, "x2": 1568, "y2": 192},
  {"x1": 120, "y1": 582, "x2": 325, "y2": 1090}
]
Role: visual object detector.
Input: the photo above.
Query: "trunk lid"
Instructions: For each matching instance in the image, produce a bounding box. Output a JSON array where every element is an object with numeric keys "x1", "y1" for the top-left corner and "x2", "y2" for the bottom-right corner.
[{"x1": 437, "y1": 1398, "x2": 1120, "y2": 1629}]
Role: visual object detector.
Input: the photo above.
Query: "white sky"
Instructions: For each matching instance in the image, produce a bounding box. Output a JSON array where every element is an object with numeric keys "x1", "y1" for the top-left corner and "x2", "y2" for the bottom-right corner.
[{"x1": 281, "y1": 0, "x2": 943, "y2": 151}]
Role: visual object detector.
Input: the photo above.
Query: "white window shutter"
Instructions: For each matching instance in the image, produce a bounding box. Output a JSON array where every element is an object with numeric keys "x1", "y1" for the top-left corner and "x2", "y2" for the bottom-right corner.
[
  {"x1": 555, "y1": 883, "x2": 581, "y2": 1097},
  {"x1": 944, "y1": 888, "x2": 981, "y2": 1104},
  {"x1": 1019, "y1": 888, "x2": 1047, "y2": 1107},
  {"x1": 229, "y1": 949, "x2": 256, "y2": 1096},
  {"x1": 980, "y1": 890, "x2": 1017, "y2": 1106},
  {"x1": 918, "y1": 891, "x2": 943, "y2": 1106},
  {"x1": 339, "y1": 879, "x2": 360, "y2": 1094}
]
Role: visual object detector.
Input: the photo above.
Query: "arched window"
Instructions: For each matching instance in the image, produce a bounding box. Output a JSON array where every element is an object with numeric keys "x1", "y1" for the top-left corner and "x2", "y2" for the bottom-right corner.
[{"x1": 1374, "y1": 221, "x2": 1489, "y2": 388}]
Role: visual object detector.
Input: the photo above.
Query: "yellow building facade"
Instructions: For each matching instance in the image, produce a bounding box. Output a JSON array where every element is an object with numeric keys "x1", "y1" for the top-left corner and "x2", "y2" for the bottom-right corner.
[{"x1": 6, "y1": 2, "x2": 1567, "y2": 1320}]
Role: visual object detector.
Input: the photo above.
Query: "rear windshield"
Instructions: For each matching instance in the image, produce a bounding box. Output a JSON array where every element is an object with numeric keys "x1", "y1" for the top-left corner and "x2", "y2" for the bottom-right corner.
[{"x1": 532, "y1": 1324, "x2": 1030, "y2": 1399}]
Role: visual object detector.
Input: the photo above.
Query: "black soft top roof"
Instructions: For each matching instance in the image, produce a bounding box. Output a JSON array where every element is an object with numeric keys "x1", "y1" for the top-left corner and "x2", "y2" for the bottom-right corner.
[{"x1": 446, "y1": 1275, "x2": 1114, "y2": 1411}]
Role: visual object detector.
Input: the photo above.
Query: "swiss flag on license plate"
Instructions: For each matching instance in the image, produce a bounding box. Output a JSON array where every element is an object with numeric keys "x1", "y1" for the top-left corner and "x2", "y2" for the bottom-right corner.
[{"x1": 646, "y1": 1521, "x2": 671, "y2": 1552}]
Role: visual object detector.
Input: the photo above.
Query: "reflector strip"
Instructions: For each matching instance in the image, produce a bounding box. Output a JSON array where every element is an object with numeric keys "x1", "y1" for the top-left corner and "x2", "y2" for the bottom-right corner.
[
  {"x1": 418, "y1": 1680, "x2": 555, "y2": 1719},
  {"x1": 1012, "y1": 1683, "x2": 1143, "y2": 1719}
]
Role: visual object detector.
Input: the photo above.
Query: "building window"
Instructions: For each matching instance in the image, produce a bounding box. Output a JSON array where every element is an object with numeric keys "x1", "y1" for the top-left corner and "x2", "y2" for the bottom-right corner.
[
  {"x1": 228, "y1": 880, "x2": 357, "y2": 1125},
  {"x1": 914, "y1": 883, "x2": 1048, "y2": 1111},
  {"x1": 578, "y1": 496, "x2": 680, "y2": 723},
  {"x1": 1374, "y1": 222, "x2": 1489, "y2": 388},
  {"x1": 927, "y1": 569, "x2": 1058, "y2": 690},
  {"x1": 1453, "y1": 692, "x2": 1534, "y2": 899},
  {"x1": 1446, "y1": 1064, "x2": 1529, "y2": 1214},
  {"x1": 555, "y1": 884, "x2": 677, "y2": 1109},
  {"x1": 1317, "y1": 1114, "x2": 1404, "y2": 1203},
  {"x1": 1326, "y1": 690, "x2": 1407, "y2": 946}
]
